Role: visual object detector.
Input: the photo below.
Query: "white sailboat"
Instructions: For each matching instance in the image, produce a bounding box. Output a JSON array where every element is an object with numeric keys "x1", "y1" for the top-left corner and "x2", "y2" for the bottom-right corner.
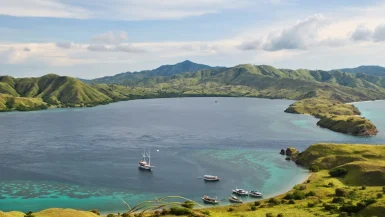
[{"x1": 138, "y1": 148, "x2": 154, "y2": 170}]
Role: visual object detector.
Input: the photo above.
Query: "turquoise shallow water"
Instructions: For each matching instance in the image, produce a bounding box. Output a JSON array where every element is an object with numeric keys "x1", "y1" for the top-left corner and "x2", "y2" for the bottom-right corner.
[{"x1": 0, "y1": 98, "x2": 384, "y2": 214}]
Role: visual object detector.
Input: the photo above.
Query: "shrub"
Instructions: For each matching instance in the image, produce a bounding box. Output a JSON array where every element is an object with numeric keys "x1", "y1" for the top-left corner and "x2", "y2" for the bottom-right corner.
[
  {"x1": 24, "y1": 211, "x2": 35, "y2": 217},
  {"x1": 228, "y1": 207, "x2": 234, "y2": 212},
  {"x1": 89, "y1": 210, "x2": 100, "y2": 216},
  {"x1": 335, "y1": 188, "x2": 347, "y2": 197},
  {"x1": 188, "y1": 212, "x2": 206, "y2": 217},
  {"x1": 377, "y1": 193, "x2": 383, "y2": 199},
  {"x1": 288, "y1": 200, "x2": 295, "y2": 204},
  {"x1": 254, "y1": 201, "x2": 261, "y2": 206},
  {"x1": 200, "y1": 210, "x2": 211, "y2": 216},
  {"x1": 339, "y1": 212, "x2": 349, "y2": 217},
  {"x1": 169, "y1": 207, "x2": 193, "y2": 216},
  {"x1": 307, "y1": 180, "x2": 311, "y2": 183},
  {"x1": 277, "y1": 214, "x2": 284, "y2": 217},
  {"x1": 347, "y1": 190, "x2": 358, "y2": 200},
  {"x1": 281, "y1": 199, "x2": 286, "y2": 204},
  {"x1": 361, "y1": 186, "x2": 366, "y2": 190},
  {"x1": 181, "y1": 200, "x2": 195, "y2": 209},
  {"x1": 328, "y1": 182, "x2": 335, "y2": 187},
  {"x1": 332, "y1": 197, "x2": 345, "y2": 204},
  {"x1": 339, "y1": 204, "x2": 366, "y2": 214},
  {"x1": 324, "y1": 204, "x2": 338, "y2": 211},
  {"x1": 107, "y1": 214, "x2": 115, "y2": 217},
  {"x1": 266, "y1": 213, "x2": 273, "y2": 217},
  {"x1": 307, "y1": 202, "x2": 315, "y2": 208},
  {"x1": 383, "y1": 186, "x2": 385, "y2": 193},
  {"x1": 309, "y1": 165, "x2": 320, "y2": 172},
  {"x1": 268, "y1": 198, "x2": 280, "y2": 205},
  {"x1": 305, "y1": 191, "x2": 316, "y2": 197},
  {"x1": 362, "y1": 198, "x2": 377, "y2": 206},
  {"x1": 121, "y1": 213, "x2": 132, "y2": 217},
  {"x1": 160, "y1": 209, "x2": 169, "y2": 215},
  {"x1": 250, "y1": 205, "x2": 257, "y2": 211},
  {"x1": 329, "y1": 168, "x2": 348, "y2": 177}
]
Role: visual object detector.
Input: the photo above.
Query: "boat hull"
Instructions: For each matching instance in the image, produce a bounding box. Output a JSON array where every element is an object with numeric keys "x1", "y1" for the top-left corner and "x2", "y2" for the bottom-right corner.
[
  {"x1": 139, "y1": 165, "x2": 152, "y2": 170},
  {"x1": 202, "y1": 199, "x2": 219, "y2": 204},
  {"x1": 204, "y1": 178, "x2": 220, "y2": 181}
]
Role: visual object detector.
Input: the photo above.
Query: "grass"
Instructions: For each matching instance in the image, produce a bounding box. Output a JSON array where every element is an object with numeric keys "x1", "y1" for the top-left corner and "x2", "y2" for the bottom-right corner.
[{"x1": 285, "y1": 97, "x2": 378, "y2": 136}]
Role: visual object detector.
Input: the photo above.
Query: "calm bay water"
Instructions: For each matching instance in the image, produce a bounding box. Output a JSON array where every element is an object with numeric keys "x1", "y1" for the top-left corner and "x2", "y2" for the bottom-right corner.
[{"x1": 0, "y1": 98, "x2": 384, "y2": 213}]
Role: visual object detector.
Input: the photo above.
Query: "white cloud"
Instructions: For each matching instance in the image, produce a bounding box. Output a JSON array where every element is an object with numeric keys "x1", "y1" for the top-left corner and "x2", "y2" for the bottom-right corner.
[
  {"x1": 350, "y1": 24, "x2": 373, "y2": 41},
  {"x1": 0, "y1": 0, "x2": 89, "y2": 19},
  {"x1": 56, "y1": 42, "x2": 73, "y2": 49},
  {"x1": 373, "y1": 24, "x2": 385, "y2": 42},
  {"x1": 87, "y1": 44, "x2": 145, "y2": 53},
  {"x1": 263, "y1": 14, "x2": 327, "y2": 51},
  {"x1": 92, "y1": 31, "x2": 128, "y2": 44},
  {"x1": 237, "y1": 39, "x2": 262, "y2": 50}
]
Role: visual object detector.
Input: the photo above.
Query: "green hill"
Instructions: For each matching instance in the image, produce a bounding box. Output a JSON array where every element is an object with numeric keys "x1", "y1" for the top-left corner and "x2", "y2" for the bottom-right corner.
[
  {"x1": 0, "y1": 74, "x2": 112, "y2": 111},
  {"x1": 89, "y1": 60, "x2": 216, "y2": 85},
  {"x1": 337, "y1": 65, "x2": 385, "y2": 77}
]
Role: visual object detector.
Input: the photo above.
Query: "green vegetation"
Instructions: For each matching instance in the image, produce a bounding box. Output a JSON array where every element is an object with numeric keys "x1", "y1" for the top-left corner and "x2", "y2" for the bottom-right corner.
[
  {"x1": 2, "y1": 62, "x2": 385, "y2": 136},
  {"x1": 285, "y1": 97, "x2": 378, "y2": 136},
  {"x1": 0, "y1": 74, "x2": 112, "y2": 111}
]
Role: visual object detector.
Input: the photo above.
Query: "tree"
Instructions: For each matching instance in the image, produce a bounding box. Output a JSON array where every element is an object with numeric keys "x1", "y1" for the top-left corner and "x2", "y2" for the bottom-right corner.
[{"x1": 24, "y1": 211, "x2": 35, "y2": 217}]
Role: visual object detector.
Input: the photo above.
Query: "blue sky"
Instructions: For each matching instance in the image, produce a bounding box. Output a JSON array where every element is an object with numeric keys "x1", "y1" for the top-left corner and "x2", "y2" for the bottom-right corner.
[{"x1": 0, "y1": 0, "x2": 385, "y2": 78}]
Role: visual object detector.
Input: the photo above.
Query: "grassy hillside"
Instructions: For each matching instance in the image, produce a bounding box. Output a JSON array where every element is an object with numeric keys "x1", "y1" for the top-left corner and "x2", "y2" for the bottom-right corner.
[
  {"x1": 285, "y1": 98, "x2": 378, "y2": 136},
  {"x1": 0, "y1": 209, "x2": 99, "y2": 217},
  {"x1": 296, "y1": 144, "x2": 385, "y2": 185},
  {"x1": 89, "y1": 60, "x2": 216, "y2": 85},
  {"x1": 0, "y1": 74, "x2": 113, "y2": 111},
  {"x1": 338, "y1": 65, "x2": 385, "y2": 77}
]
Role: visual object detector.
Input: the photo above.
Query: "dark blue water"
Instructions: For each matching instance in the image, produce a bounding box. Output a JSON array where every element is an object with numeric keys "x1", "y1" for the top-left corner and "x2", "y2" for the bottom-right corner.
[{"x1": 0, "y1": 98, "x2": 383, "y2": 213}]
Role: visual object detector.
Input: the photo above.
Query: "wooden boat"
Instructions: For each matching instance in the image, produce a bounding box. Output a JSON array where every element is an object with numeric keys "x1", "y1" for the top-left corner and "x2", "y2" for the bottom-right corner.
[
  {"x1": 249, "y1": 190, "x2": 263, "y2": 197},
  {"x1": 203, "y1": 175, "x2": 220, "y2": 181},
  {"x1": 138, "y1": 148, "x2": 154, "y2": 171},
  {"x1": 202, "y1": 195, "x2": 219, "y2": 204},
  {"x1": 228, "y1": 195, "x2": 243, "y2": 203},
  {"x1": 232, "y1": 188, "x2": 249, "y2": 196}
]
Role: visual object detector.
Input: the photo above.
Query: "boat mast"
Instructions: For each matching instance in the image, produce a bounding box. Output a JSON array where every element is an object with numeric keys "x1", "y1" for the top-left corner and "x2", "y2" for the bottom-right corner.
[
  {"x1": 142, "y1": 148, "x2": 146, "y2": 162},
  {"x1": 147, "y1": 149, "x2": 151, "y2": 166}
]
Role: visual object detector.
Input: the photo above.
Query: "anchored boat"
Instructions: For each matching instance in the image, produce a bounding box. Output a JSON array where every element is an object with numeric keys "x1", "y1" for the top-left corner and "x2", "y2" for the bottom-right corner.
[
  {"x1": 249, "y1": 190, "x2": 263, "y2": 197},
  {"x1": 202, "y1": 195, "x2": 219, "y2": 204},
  {"x1": 138, "y1": 148, "x2": 154, "y2": 171},
  {"x1": 228, "y1": 195, "x2": 243, "y2": 203},
  {"x1": 232, "y1": 188, "x2": 249, "y2": 196},
  {"x1": 203, "y1": 175, "x2": 220, "y2": 181}
]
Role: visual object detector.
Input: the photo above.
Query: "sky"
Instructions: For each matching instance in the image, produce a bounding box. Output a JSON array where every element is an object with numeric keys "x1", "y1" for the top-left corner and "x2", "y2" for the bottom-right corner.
[{"x1": 1, "y1": 0, "x2": 385, "y2": 78}]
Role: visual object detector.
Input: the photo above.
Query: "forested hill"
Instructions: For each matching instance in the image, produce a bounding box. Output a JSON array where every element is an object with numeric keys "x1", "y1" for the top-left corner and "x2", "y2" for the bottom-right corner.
[
  {"x1": 88, "y1": 60, "x2": 217, "y2": 85},
  {"x1": 336, "y1": 65, "x2": 385, "y2": 77}
]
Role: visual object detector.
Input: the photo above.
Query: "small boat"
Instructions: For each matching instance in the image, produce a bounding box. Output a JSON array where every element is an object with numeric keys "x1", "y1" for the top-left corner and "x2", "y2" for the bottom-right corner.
[
  {"x1": 202, "y1": 195, "x2": 219, "y2": 204},
  {"x1": 138, "y1": 148, "x2": 154, "y2": 171},
  {"x1": 232, "y1": 188, "x2": 249, "y2": 196},
  {"x1": 228, "y1": 195, "x2": 243, "y2": 203},
  {"x1": 249, "y1": 190, "x2": 263, "y2": 197},
  {"x1": 203, "y1": 175, "x2": 220, "y2": 181}
]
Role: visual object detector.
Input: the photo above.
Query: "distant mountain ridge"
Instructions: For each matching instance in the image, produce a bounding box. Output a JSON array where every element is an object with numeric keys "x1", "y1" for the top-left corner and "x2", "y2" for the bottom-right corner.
[
  {"x1": 335, "y1": 65, "x2": 385, "y2": 77},
  {"x1": 2, "y1": 61, "x2": 385, "y2": 112},
  {"x1": 89, "y1": 60, "x2": 217, "y2": 85}
]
